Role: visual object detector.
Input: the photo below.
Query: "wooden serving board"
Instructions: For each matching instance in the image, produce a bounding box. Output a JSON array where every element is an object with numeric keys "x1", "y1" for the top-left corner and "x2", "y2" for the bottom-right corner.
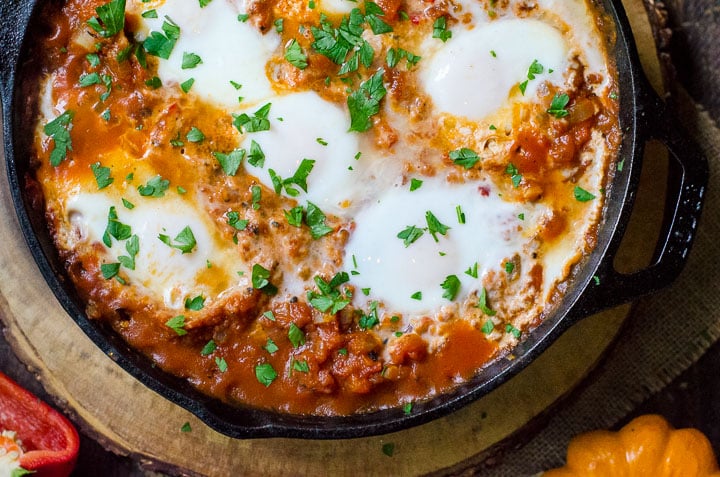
[{"x1": 0, "y1": 1, "x2": 665, "y2": 474}]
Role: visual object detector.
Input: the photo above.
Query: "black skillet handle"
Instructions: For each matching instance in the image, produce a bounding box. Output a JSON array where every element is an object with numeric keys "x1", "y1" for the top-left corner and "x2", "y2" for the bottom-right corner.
[
  {"x1": 574, "y1": 89, "x2": 709, "y2": 317},
  {"x1": 0, "y1": 0, "x2": 36, "y2": 101}
]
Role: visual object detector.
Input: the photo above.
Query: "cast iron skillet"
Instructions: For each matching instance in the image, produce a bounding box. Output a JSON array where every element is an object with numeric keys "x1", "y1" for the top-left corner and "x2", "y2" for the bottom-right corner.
[{"x1": 0, "y1": 0, "x2": 709, "y2": 439}]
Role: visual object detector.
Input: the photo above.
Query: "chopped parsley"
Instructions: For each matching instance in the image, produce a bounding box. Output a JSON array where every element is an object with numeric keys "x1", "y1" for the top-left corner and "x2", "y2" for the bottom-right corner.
[
  {"x1": 44, "y1": 111, "x2": 75, "y2": 167},
  {"x1": 432, "y1": 17, "x2": 452, "y2": 42},
  {"x1": 158, "y1": 226, "x2": 197, "y2": 254},
  {"x1": 141, "y1": 9, "x2": 158, "y2": 19},
  {"x1": 90, "y1": 162, "x2": 114, "y2": 189},
  {"x1": 137, "y1": 175, "x2": 170, "y2": 197},
  {"x1": 292, "y1": 360, "x2": 310, "y2": 373},
  {"x1": 284, "y1": 206, "x2": 304, "y2": 227},
  {"x1": 180, "y1": 422, "x2": 192, "y2": 432},
  {"x1": 226, "y1": 211, "x2": 249, "y2": 231},
  {"x1": 477, "y1": 287, "x2": 496, "y2": 315},
  {"x1": 251, "y1": 264, "x2": 277, "y2": 295},
  {"x1": 165, "y1": 315, "x2": 187, "y2": 336},
  {"x1": 397, "y1": 225, "x2": 424, "y2": 247},
  {"x1": 382, "y1": 442, "x2": 395, "y2": 457},
  {"x1": 264, "y1": 338, "x2": 279, "y2": 354},
  {"x1": 425, "y1": 211, "x2": 450, "y2": 242},
  {"x1": 348, "y1": 70, "x2": 387, "y2": 132},
  {"x1": 573, "y1": 186, "x2": 596, "y2": 202},
  {"x1": 180, "y1": 78, "x2": 195, "y2": 93},
  {"x1": 358, "y1": 301, "x2": 380, "y2": 330},
  {"x1": 213, "y1": 149, "x2": 245, "y2": 176},
  {"x1": 255, "y1": 363, "x2": 278, "y2": 386},
  {"x1": 117, "y1": 234, "x2": 139, "y2": 270},
  {"x1": 449, "y1": 148, "x2": 480, "y2": 169},
  {"x1": 251, "y1": 185, "x2": 262, "y2": 210},
  {"x1": 307, "y1": 272, "x2": 350, "y2": 314},
  {"x1": 288, "y1": 323, "x2": 306, "y2": 348},
  {"x1": 410, "y1": 291, "x2": 422, "y2": 300},
  {"x1": 465, "y1": 262, "x2": 478, "y2": 278},
  {"x1": 143, "y1": 18, "x2": 180, "y2": 59},
  {"x1": 547, "y1": 93, "x2": 570, "y2": 118},
  {"x1": 181, "y1": 52, "x2": 203, "y2": 69},
  {"x1": 456, "y1": 205, "x2": 466, "y2": 224},
  {"x1": 200, "y1": 340, "x2": 216, "y2": 356},
  {"x1": 284, "y1": 39, "x2": 308, "y2": 69},
  {"x1": 505, "y1": 163, "x2": 522, "y2": 188},
  {"x1": 233, "y1": 103, "x2": 272, "y2": 133},
  {"x1": 481, "y1": 319, "x2": 494, "y2": 335},
  {"x1": 306, "y1": 202, "x2": 333, "y2": 238},
  {"x1": 100, "y1": 262, "x2": 121, "y2": 280},
  {"x1": 409, "y1": 178, "x2": 423, "y2": 191},
  {"x1": 269, "y1": 159, "x2": 315, "y2": 197},
  {"x1": 122, "y1": 198, "x2": 134, "y2": 209},
  {"x1": 186, "y1": 127, "x2": 205, "y2": 143},
  {"x1": 215, "y1": 357, "x2": 228, "y2": 372},
  {"x1": 505, "y1": 261, "x2": 515, "y2": 274},
  {"x1": 185, "y1": 295, "x2": 205, "y2": 311},
  {"x1": 440, "y1": 275, "x2": 461, "y2": 301},
  {"x1": 247, "y1": 140, "x2": 265, "y2": 168},
  {"x1": 87, "y1": 0, "x2": 126, "y2": 38},
  {"x1": 145, "y1": 76, "x2": 162, "y2": 89},
  {"x1": 102, "y1": 206, "x2": 131, "y2": 246},
  {"x1": 506, "y1": 324, "x2": 521, "y2": 339}
]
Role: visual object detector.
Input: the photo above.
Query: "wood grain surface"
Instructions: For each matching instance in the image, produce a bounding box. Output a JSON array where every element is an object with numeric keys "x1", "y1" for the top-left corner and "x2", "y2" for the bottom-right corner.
[{"x1": 0, "y1": 0, "x2": 670, "y2": 474}]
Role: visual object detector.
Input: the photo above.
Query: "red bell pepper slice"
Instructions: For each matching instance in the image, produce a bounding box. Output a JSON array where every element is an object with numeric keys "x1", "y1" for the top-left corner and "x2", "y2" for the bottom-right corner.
[{"x1": 0, "y1": 371, "x2": 79, "y2": 477}]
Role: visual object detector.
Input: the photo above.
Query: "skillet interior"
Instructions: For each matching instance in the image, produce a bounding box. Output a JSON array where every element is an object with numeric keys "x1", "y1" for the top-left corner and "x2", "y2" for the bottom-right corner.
[{"x1": 0, "y1": 0, "x2": 706, "y2": 438}]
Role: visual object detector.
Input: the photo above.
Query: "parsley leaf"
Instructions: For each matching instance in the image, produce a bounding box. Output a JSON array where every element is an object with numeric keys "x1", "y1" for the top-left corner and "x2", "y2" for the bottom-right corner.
[
  {"x1": 410, "y1": 178, "x2": 423, "y2": 191},
  {"x1": 88, "y1": 0, "x2": 126, "y2": 38},
  {"x1": 441, "y1": 275, "x2": 461, "y2": 301},
  {"x1": 117, "y1": 234, "x2": 139, "y2": 270},
  {"x1": 215, "y1": 357, "x2": 228, "y2": 372},
  {"x1": 158, "y1": 226, "x2": 197, "y2": 254},
  {"x1": 101, "y1": 262, "x2": 121, "y2": 280},
  {"x1": 365, "y1": 2, "x2": 393, "y2": 34},
  {"x1": 137, "y1": 175, "x2": 170, "y2": 197},
  {"x1": 186, "y1": 127, "x2": 205, "y2": 143},
  {"x1": 433, "y1": 17, "x2": 452, "y2": 42},
  {"x1": 213, "y1": 149, "x2": 245, "y2": 176},
  {"x1": 44, "y1": 111, "x2": 75, "y2": 166},
  {"x1": 477, "y1": 287, "x2": 496, "y2": 315},
  {"x1": 425, "y1": 211, "x2": 450, "y2": 242},
  {"x1": 347, "y1": 70, "x2": 386, "y2": 132},
  {"x1": 185, "y1": 295, "x2": 205, "y2": 311},
  {"x1": 233, "y1": 103, "x2": 272, "y2": 133},
  {"x1": 306, "y1": 202, "x2": 333, "y2": 238},
  {"x1": 181, "y1": 52, "x2": 203, "y2": 69},
  {"x1": 284, "y1": 206, "x2": 304, "y2": 227},
  {"x1": 90, "y1": 162, "x2": 114, "y2": 189},
  {"x1": 255, "y1": 363, "x2": 277, "y2": 386},
  {"x1": 397, "y1": 225, "x2": 424, "y2": 247},
  {"x1": 358, "y1": 301, "x2": 380, "y2": 330},
  {"x1": 449, "y1": 148, "x2": 480, "y2": 169},
  {"x1": 200, "y1": 340, "x2": 216, "y2": 356},
  {"x1": 505, "y1": 163, "x2": 522, "y2": 188},
  {"x1": 307, "y1": 272, "x2": 350, "y2": 314},
  {"x1": 143, "y1": 19, "x2": 180, "y2": 59},
  {"x1": 285, "y1": 39, "x2": 308, "y2": 69},
  {"x1": 102, "y1": 206, "x2": 131, "y2": 247},
  {"x1": 573, "y1": 186, "x2": 596, "y2": 202},
  {"x1": 547, "y1": 93, "x2": 570, "y2": 118},
  {"x1": 264, "y1": 338, "x2": 279, "y2": 354},
  {"x1": 251, "y1": 264, "x2": 277, "y2": 295},
  {"x1": 481, "y1": 319, "x2": 494, "y2": 334},
  {"x1": 247, "y1": 140, "x2": 265, "y2": 168},
  {"x1": 165, "y1": 315, "x2": 187, "y2": 336},
  {"x1": 226, "y1": 211, "x2": 249, "y2": 230},
  {"x1": 288, "y1": 323, "x2": 306, "y2": 348},
  {"x1": 292, "y1": 360, "x2": 309, "y2": 373}
]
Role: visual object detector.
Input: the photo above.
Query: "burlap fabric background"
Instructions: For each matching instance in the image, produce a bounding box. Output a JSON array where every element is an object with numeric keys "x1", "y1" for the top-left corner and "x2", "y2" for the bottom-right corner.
[{"x1": 446, "y1": 85, "x2": 720, "y2": 475}]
